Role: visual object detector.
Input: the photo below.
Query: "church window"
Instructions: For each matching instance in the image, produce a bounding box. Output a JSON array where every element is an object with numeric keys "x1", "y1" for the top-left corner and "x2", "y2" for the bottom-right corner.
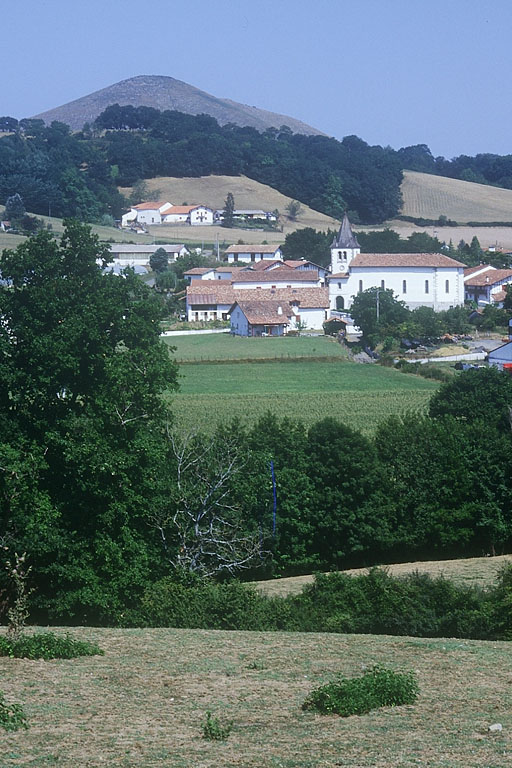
[
  {"x1": 359, "y1": 280, "x2": 363, "y2": 292},
  {"x1": 425, "y1": 280, "x2": 429, "y2": 293},
  {"x1": 402, "y1": 280, "x2": 407, "y2": 293},
  {"x1": 343, "y1": 251, "x2": 347, "y2": 259},
  {"x1": 445, "y1": 279, "x2": 450, "y2": 293},
  {"x1": 381, "y1": 280, "x2": 385, "y2": 289},
  {"x1": 338, "y1": 282, "x2": 341, "y2": 288}
]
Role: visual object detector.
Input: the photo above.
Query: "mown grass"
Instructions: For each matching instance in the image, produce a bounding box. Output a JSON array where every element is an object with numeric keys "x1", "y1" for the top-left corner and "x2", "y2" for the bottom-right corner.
[
  {"x1": 164, "y1": 333, "x2": 349, "y2": 362},
  {"x1": 1, "y1": 626, "x2": 511, "y2": 767},
  {"x1": 253, "y1": 554, "x2": 512, "y2": 597}
]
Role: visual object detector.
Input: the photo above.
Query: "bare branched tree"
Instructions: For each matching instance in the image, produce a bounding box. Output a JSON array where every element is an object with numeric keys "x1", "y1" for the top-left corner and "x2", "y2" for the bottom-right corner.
[{"x1": 150, "y1": 430, "x2": 267, "y2": 578}]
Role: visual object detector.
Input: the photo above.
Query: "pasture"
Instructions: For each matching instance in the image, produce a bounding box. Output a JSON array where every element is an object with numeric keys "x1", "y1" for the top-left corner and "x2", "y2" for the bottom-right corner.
[
  {"x1": 164, "y1": 333, "x2": 350, "y2": 362},
  {"x1": 253, "y1": 554, "x2": 512, "y2": 597},
  {"x1": 1, "y1": 625, "x2": 510, "y2": 767}
]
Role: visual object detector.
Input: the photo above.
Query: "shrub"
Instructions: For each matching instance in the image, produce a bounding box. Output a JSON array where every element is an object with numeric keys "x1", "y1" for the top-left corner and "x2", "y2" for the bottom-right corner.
[
  {"x1": 0, "y1": 632, "x2": 104, "y2": 660},
  {"x1": 302, "y1": 665, "x2": 419, "y2": 716},
  {"x1": 202, "y1": 711, "x2": 233, "y2": 740},
  {"x1": 0, "y1": 690, "x2": 28, "y2": 731}
]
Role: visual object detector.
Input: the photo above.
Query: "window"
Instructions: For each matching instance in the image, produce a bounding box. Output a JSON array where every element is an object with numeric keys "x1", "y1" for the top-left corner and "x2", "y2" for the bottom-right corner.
[
  {"x1": 343, "y1": 251, "x2": 347, "y2": 259},
  {"x1": 338, "y1": 282, "x2": 342, "y2": 288},
  {"x1": 381, "y1": 280, "x2": 385, "y2": 289},
  {"x1": 359, "y1": 280, "x2": 363, "y2": 292},
  {"x1": 425, "y1": 280, "x2": 429, "y2": 294},
  {"x1": 402, "y1": 280, "x2": 407, "y2": 293},
  {"x1": 271, "y1": 285, "x2": 276, "y2": 289},
  {"x1": 445, "y1": 279, "x2": 450, "y2": 293}
]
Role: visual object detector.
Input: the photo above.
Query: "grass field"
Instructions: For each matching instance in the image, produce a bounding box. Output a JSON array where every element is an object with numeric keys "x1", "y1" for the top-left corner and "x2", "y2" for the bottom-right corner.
[
  {"x1": 253, "y1": 554, "x2": 512, "y2": 597},
  {"x1": 1, "y1": 625, "x2": 511, "y2": 767},
  {"x1": 169, "y1": 352, "x2": 438, "y2": 433},
  {"x1": 164, "y1": 333, "x2": 350, "y2": 362}
]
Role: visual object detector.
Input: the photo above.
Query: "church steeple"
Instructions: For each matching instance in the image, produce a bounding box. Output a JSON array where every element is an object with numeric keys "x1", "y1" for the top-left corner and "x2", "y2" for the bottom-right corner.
[{"x1": 330, "y1": 213, "x2": 360, "y2": 273}]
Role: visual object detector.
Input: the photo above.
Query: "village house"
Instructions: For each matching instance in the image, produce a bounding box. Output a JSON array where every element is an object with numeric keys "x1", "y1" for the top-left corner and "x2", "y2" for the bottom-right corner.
[
  {"x1": 121, "y1": 201, "x2": 173, "y2": 227},
  {"x1": 488, "y1": 319, "x2": 512, "y2": 371},
  {"x1": 229, "y1": 300, "x2": 290, "y2": 336},
  {"x1": 214, "y1": 209, "x2": 278, "y2": 224},
  {"x1": 161, "y1": 205, "x2": 213, "y2": 225},
  {"x1": 327, "y1": 214, "x2": 466, "y2": 311},
  {"x1": 463, "y1": 264, "x2": 512, "y2": 306},
  {"x1": 108, "y1": 243, "x2": 188, "y2": 267},
  {"x1": 224, "y1": 244, "x2": 283, "y2": 263}
]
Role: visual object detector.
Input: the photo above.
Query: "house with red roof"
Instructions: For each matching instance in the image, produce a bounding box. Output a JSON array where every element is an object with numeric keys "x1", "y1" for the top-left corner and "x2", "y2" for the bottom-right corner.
[
  {"x1": 463, "y1": 264, "x2": 512, "y2": 306},
  {"x1": 121, "y1": 201, "x2": 173, "y2": 227},
  {"x1": 161, "y1": 205, "x2": 213, "y2": 225}
]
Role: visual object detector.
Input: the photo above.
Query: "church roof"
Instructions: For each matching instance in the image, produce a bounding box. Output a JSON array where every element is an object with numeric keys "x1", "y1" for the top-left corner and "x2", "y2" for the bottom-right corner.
[
  {"x1": 331, "y1": 213, "x2": 360, "y2": 249},
  {"x1": 350, "y1": 253, "x2": 466, "y2": 268}
]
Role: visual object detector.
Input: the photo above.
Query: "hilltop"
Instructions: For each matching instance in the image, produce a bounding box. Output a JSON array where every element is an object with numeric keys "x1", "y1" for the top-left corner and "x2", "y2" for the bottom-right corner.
[{"x1": 31, "y1": 74, "x2": 325, "y2": 135}]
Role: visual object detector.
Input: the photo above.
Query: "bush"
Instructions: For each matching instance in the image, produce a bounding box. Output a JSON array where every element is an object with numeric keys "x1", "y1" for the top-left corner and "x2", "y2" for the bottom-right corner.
[
  {"x1": 302, "y1": 665, "x2": 419, "y2": 716},
  {"x1": 0, "y1": 690, "x2": 28, "y2": 731},
  {"x1": 0, "y1": 632, "x2": 104, "y2": 660},
  {"x1": 202, "y1": 711, "x2": 233, "y2": 740}
]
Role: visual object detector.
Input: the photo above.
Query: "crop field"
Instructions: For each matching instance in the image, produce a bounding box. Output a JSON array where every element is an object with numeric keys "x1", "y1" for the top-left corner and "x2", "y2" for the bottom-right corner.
[
  {"x1": 1, "y1": 625, "x2": 511, "y2": 767},
  {"x1": 401, "y1": 170, "x2": 512, "y2": 224},
  {"x1": 253, "y1": 554, "x2": 512, "y2": 597},
  {"x1": 169, "y1": 358, "x2": 437, "y2": 433}
]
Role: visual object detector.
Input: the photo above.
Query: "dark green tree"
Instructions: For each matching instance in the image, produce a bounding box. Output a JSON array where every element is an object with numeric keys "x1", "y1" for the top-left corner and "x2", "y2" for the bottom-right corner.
[
  {"x1": 149, "y1": 247, "x2": 169, "y2": 273},
  {"x1": 222, "y1": 192, "x2": 235, "y2": 228},
  {"x1": 429, "y1": 367, "x2": 512, "y2": 432},
  {"x1": 281, "y1": 228, "x2": 333, "y2": 267},
  {"x1": 349, "y1": 287, "x2": 409, "y2": 345},
  {"x1": 0, "y1": 222, "x2": 179, "y2": 622},
  {"x1": 4, "y1": 194, "x2": 25, "y2": 225}
]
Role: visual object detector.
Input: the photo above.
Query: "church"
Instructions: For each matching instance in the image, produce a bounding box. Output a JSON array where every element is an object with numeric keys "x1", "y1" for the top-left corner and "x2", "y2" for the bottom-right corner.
[{"x1": 328, "y1": 215, "x2": 466, "y2": 312}]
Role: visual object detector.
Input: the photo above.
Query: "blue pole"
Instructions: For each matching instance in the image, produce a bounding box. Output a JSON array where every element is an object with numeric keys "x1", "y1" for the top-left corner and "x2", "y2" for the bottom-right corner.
[{"x1": 270, "y1": 460, "x2": 277, "y2": 536}]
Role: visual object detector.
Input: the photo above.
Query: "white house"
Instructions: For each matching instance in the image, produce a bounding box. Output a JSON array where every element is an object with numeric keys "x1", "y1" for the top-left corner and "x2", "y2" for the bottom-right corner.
[
  {"x1": 161, "y1": 205, "x2": 213, "y2": 225},
  {"x1": 107, "y1": 243, "x2": 188, "y2": 267},
  {"x1": 231, "y1": 266, "x2": 321, "y2": 290},
  {"x1": 122, "y1": 201, "x2": 173, "y2": 227},
  {"x1": 463, "y1": 265, "x2": 512, "y2": 306},
  {"x1": 224, "y1": 244, "x2": 283, "y2": 263},
  {"x1": 327, "y1": 214, "x2": 466, "y2": 311},
  {"x1": 214, "y1": 209, "x2": 278, "y2": 223}
]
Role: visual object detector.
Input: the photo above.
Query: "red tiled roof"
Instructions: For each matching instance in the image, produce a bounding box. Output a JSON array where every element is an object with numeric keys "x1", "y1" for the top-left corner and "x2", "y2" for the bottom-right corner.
[
  {"x1": 246, "y1": 259, "x2": 284, "y2": 271},
  {"x1": 133, "y1": 201, "x2": 170, "y2": 210},
  {"x1": 464, "y1": 269, "x2": 512, "y2": 287},
  {"x1": 225, "y1": 244, "x2": 282, "y2": 254},
  {"x1": 329, "y1": 272, "x2": 349, "y2": 279},
  {"x1": 187, "y1": 285, "x2": 329, "y2": 308},
  {"x1": 231, "y1": 300, "x2": 292, "y2": 325},
  {"x1": 163, "y1": 205, "x2": 207, "y2": 215},
  {"x1": 184, "y1": 267, "x2": 213, "y2": 275},
  {"x1": 232, "y1": 266, "x2": 318, "y2": 284},
  {"x1": 492, "y1": 290, "x2": 507, "y2": 303},
  {"x1": 463, "y1": 264, "x2": 494, "y2": 277},
  {"x1": 351, "y1": 253, "x2": 466, "y2": 268}
]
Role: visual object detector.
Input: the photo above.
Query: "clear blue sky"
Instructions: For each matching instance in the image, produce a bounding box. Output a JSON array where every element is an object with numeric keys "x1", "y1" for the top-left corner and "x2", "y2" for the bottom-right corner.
[{"x1": 3, "y1": 0, "x2": 512, "y2": 158}]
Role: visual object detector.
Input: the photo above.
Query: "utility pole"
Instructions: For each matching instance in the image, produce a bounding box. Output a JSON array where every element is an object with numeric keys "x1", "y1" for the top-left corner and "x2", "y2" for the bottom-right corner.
[{"x1": 376, "y1": 287, "x2": 380, "y2": 323}]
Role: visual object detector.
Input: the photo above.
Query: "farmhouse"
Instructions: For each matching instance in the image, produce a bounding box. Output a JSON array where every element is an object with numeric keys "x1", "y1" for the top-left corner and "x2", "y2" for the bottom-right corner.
[
  {"x1": 108, "y1": 243, "x2": 188, "y2": 267},
  {"x1": 229, "y1": 300, "x2": 290, "y2": 336},
  {"x1": 328, "y1": 214, "x2": 466, "y2": 311},
  {"x1": 121, "y1": 201, "x2": 173, "y2": 227},
  {"x1": 161, "y1": 205, "x2": 213, "y2": 225},
  {"x1": 488, "y1": 320, "x2": 512, "y2": 371},
  {"x1": 463, "y1": 264, "x2": 512, "y2": 306},
  {"x1": 224, "y1": 244, "x2": 283, "y2": 263}
]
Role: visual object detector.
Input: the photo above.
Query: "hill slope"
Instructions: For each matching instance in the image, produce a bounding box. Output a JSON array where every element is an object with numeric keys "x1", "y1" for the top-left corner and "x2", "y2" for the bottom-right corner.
[
  {"x1": 401, "y1": 170, "x2": 512, "y2": 223},
  {"x1": 31, "y1": 75, "x2": 325, "y2": 135}
]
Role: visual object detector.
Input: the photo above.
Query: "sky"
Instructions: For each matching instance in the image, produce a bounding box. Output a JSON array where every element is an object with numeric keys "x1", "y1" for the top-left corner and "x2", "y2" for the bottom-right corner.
[{"x1": 3, "y1": 0, "x2": 512, "y2": 159}]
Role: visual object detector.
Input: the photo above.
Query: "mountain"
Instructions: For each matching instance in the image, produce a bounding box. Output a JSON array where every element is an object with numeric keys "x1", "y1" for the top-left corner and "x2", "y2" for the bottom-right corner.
[{"x1": 31, "y1": 75, "x2": 325, "y2": 135}]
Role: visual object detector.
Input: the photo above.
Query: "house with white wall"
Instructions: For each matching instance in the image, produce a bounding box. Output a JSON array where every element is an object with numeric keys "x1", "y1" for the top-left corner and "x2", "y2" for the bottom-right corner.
[
  {"x1": 161, "y1": 205, "x2": 213, "y2": 225},
  {"x1": 463, "y1": 265, "x2": 512, "y2": 306},
  {"x1": 224, "y1": 244, "x2": 283, "y2": 263},
  {"x1": 108, "y1": 243, "x2": 188, "y2": 267},
  {"x1": 327, "y1": 214, "x2": 466, "y2": 311},
  {"x1": 122, "y1": 201, "x2": 173, "y2": 227}
]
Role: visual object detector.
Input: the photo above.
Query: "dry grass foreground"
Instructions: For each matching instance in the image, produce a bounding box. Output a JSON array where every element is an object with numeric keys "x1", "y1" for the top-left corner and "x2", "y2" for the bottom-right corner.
[
  {"x1": 1, "y1": 626, "x2": 511, "y2": 767},
  {"x1": 253, "y1": 554, "x2": 512, "y2": 597}
]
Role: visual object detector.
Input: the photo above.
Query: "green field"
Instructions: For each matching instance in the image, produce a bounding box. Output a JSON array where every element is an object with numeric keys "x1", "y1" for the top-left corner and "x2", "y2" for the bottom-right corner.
[
  {"x1": 164, "y1": 333, "x2": 349, "y2": 362},
  {"x1": 2, "y1": 625, "x2": 510, "y2": 767},
  {"x1": 169, "y1": 352, "x2": 438, "y2": 433}
]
